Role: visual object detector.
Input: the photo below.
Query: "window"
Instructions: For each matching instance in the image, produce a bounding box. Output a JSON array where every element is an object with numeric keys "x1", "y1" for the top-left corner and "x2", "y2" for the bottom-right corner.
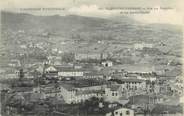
[
  {"x1": 112, "y1": 93, "x2": 114, "y2": 96},
  {"x1": 115, "y1": 111, "x2": 118, "y2": 115},
  {"x1": 126, "y1": 110, "x2": 130, "y2": 115},
  {"x1": 135, "y1": 86, "x2": 137, "y2": 90},
  {"x1": 115, "y1": 93, "x2": 118, "y2": 96},
  {"x1": 120, "y1": 113, "x2": 122, "y2": 116}
]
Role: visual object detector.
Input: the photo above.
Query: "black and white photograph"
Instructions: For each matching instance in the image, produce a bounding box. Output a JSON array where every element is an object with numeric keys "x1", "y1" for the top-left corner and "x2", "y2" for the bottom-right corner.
[{"x1": 0, "y1": 0, "x2": 183, "y2": 116}]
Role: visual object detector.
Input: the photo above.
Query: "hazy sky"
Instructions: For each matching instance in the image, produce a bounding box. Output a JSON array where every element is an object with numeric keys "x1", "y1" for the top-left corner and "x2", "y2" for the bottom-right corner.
[
  {"x1": 0, "y1": 0, "x2": 183, "y2": 25},
  {"x1": 0, "y1": 0, "x2": 181, "y2": 8}
]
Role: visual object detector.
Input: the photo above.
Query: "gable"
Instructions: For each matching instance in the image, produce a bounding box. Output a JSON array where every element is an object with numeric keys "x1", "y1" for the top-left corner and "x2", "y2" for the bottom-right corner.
[{"x1": 45, "y1": 66, "x2": 57, "y2": 72}]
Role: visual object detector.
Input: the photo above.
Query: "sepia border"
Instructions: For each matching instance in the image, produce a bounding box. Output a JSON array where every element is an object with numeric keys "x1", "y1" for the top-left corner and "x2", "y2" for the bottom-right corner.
[{"x1": 0, "y1": 0, "x2": 184, "y2": 115}]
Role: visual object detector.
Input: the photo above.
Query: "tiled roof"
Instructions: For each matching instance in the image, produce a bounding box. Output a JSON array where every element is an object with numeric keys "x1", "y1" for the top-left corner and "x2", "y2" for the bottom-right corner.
[
  {"x1": 109, "y1": 78, "x2": 145, "y2": 84},
  {"x1": 120, "y1": 78, "x2": 144, "y2": 83},
  {"x1": 60, "y1": 83, "x2": 75, "y2": 91},
  {"x1": 107, "y1": 84, "x2": 121, "y2": 91},
  {"x1": 75, "y1": 90, "x2": 104, "y2": 96},
  {"x1": 12, "y1": 87, "x2": 33, "y2": 92},
  {"x1": 111, "y1": 64, "x2": 155, "y2": 73},
  {"x1": 84, "y1": 72, "x2": 103, "y2": 76},
  {"x1": 46, "y1": 65, "x2": 91, "y2": 72}
]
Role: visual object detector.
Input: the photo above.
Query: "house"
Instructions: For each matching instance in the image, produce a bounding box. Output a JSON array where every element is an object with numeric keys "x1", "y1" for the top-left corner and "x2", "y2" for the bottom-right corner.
[
  {"x1": 59, "y1": 84, "x2": 76, "y2": 104},
  {"x1": 59, "y1": 83, "x2": 104, "y2": 104},
  {"x1": 102, "y1": 60, "x2": 113, "y2": 67},
  {"x1": 83, "y1": 72, "x2": 104, "y2": 79},
  {"x1": 52, "y1": 100, "x2": 134, "y2": 116},
  {"x1": 110, "y1": 79, "x2": 146, "y2": 91},
  {"x1": 45, "y1": 71, "x2": 58, "y2": 79},
  {"x1": 105, "y1": 107, "x2": 134, "y2": 116},
  {"x1": 45, "y1": 65, "x2": 58, "y2": 73},
  {"x1": 44, "y1": 65, "x2": 87, "y2": 78},
  {"x1": 74, "y1": 89, "x2": 104, "y2": 103},
  {"x1": 34, "y1": 84, "x2": 62, "y2": 99},
  {"x1": 128, "y1": 95, "x2": 162, "y2": 111},
  {"x1": 135, "y1": 73, "x2": 157, "y2": 82},
  {"x1": 84, "y1": 100, "x2": 134, "y2": 116},
  {"x1": 41, "y1": 89, "x2": 61, "y2": 98},
  {"x1": 134, "y1": 43, "x2": 153, "y2": 50},
  {"x1": 58, "y1": 68, "x2": 84, "y2": 77},
  {"x1": 104, "y1": 84, "x2": 123, "y2": 102},
  {"x1": 58, "y1": 79, "x2": 109, "y2": 104}
]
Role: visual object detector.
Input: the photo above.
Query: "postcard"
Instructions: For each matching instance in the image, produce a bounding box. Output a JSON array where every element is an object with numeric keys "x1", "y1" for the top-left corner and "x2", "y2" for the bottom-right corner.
[{"x1": 0, "y1": 0, "x2": 183, "y2": 116}]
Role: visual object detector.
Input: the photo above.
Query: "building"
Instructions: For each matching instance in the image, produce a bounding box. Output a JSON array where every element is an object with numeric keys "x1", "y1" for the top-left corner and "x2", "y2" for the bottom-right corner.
[
  {"x1": 34, "y1": 84, "x2": 62, "y2": 99},
  {"x1": 59, "y1": 84, "x2": 104, "y2": 104},
  {"x1": 83, "y1": 72, "x2": 104, "y2": 79},
  {"x1": 105, "y1": 107, "x2": 134, "y2": 116},
  {"x1": 128, "y1": 95, "x2": 164, "y2": 111},
  {"x1": 58, "y1": 79, "x2": 110, "y2": 104},
  {"x1": 126, "y1": 73, "x2": 157, "y2": 82},
  {"x1": 110, "y1": 79, "x2": 146, "y2": 91},
  {"x1": 134, "y1": 43, "x2": 153, "y2": 50},
  {"x1": 44, "y1": 65, "x2": 87, "y2": 78},
  {"x1": 45, "y1": 65, "x2": 58, "y2": 73},
  {"x1": 58, "y1": 68, "x2": 84, "y2": 77},
  {"x1": 102, "y1": 60, "x2": 113, "y2": 67},
  {"x1": 104, "y1": 84, "x2": 123, "y2": 102}
]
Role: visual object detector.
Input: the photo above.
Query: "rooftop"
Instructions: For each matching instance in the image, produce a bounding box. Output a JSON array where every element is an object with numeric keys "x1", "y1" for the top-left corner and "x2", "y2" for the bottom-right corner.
[
  {"x1": 110, "y1": 78, "x2": 145, "y2": 84},
  {"x1": 12, "y1": 87, "x2": 33, "y2": 92},
  {"x1": 60, "y1": 79, "x2": 110, "y2": 90},
  {"x1": 111, "y1": 64, "x2": 155, "y2": 73},
  {"x1": 107, "y1": 84, "x2": 121, "y2": 91},
  {"x1": 45, "y1": 65, "x2": 93, "y2": 72},
  {"x1": 89, "y1": 106, "x2": 133, "y2": 115},
  {"x1": 84, "y1": 71, "x2": 104, "y2": 76},
  {"x1": 75, "y1": 90, "x2": 104, "y2": 96}
]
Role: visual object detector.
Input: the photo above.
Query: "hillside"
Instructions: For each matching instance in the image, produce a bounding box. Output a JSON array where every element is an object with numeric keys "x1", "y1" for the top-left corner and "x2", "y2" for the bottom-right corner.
[{"x1": 1, "y1": 11, "x2": 183, "y2": 57}]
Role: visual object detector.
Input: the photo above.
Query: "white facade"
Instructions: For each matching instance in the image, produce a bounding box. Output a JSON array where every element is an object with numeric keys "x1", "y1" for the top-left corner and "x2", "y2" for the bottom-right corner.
[
  {"x1": 59, "y1": 86, "x2": 76, "y2": 104},
  {"x1": 121, "y1": 80, "x2": 146, "y2": 91},
  {"x1": 45, "y1": 65, "x2": 84, "y2": 77},
  {"x1": 59, "y1": 85, "x2": 103, "y2": 104},
  {"x1": 106, "y1": 107, "x2": 134, "y2": 116},
  {"x1": 102, "y1": 61, "x2": 113, "y2": 67},
  {"x1": 134, "y1": 43, "x2": 153, "y2": 50},
  {"x1": 58, "y1": 71, "x2": 83, "y2": 77},
  {"x1": 104, "y1": 85, "x2": 122, "y2": 102},
  {"x1": 45, "y1": 66, "x2": 57, "y2": 72}
]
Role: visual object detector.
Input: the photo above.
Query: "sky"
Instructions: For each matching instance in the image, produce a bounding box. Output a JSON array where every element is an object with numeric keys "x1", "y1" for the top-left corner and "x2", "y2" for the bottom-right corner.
[
  {"x1": 0, "y1": 0, "x2": 182, "y2": 8},
  {"x1": 0, "y1": 0, "x2": 183, "y2": 25}
]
